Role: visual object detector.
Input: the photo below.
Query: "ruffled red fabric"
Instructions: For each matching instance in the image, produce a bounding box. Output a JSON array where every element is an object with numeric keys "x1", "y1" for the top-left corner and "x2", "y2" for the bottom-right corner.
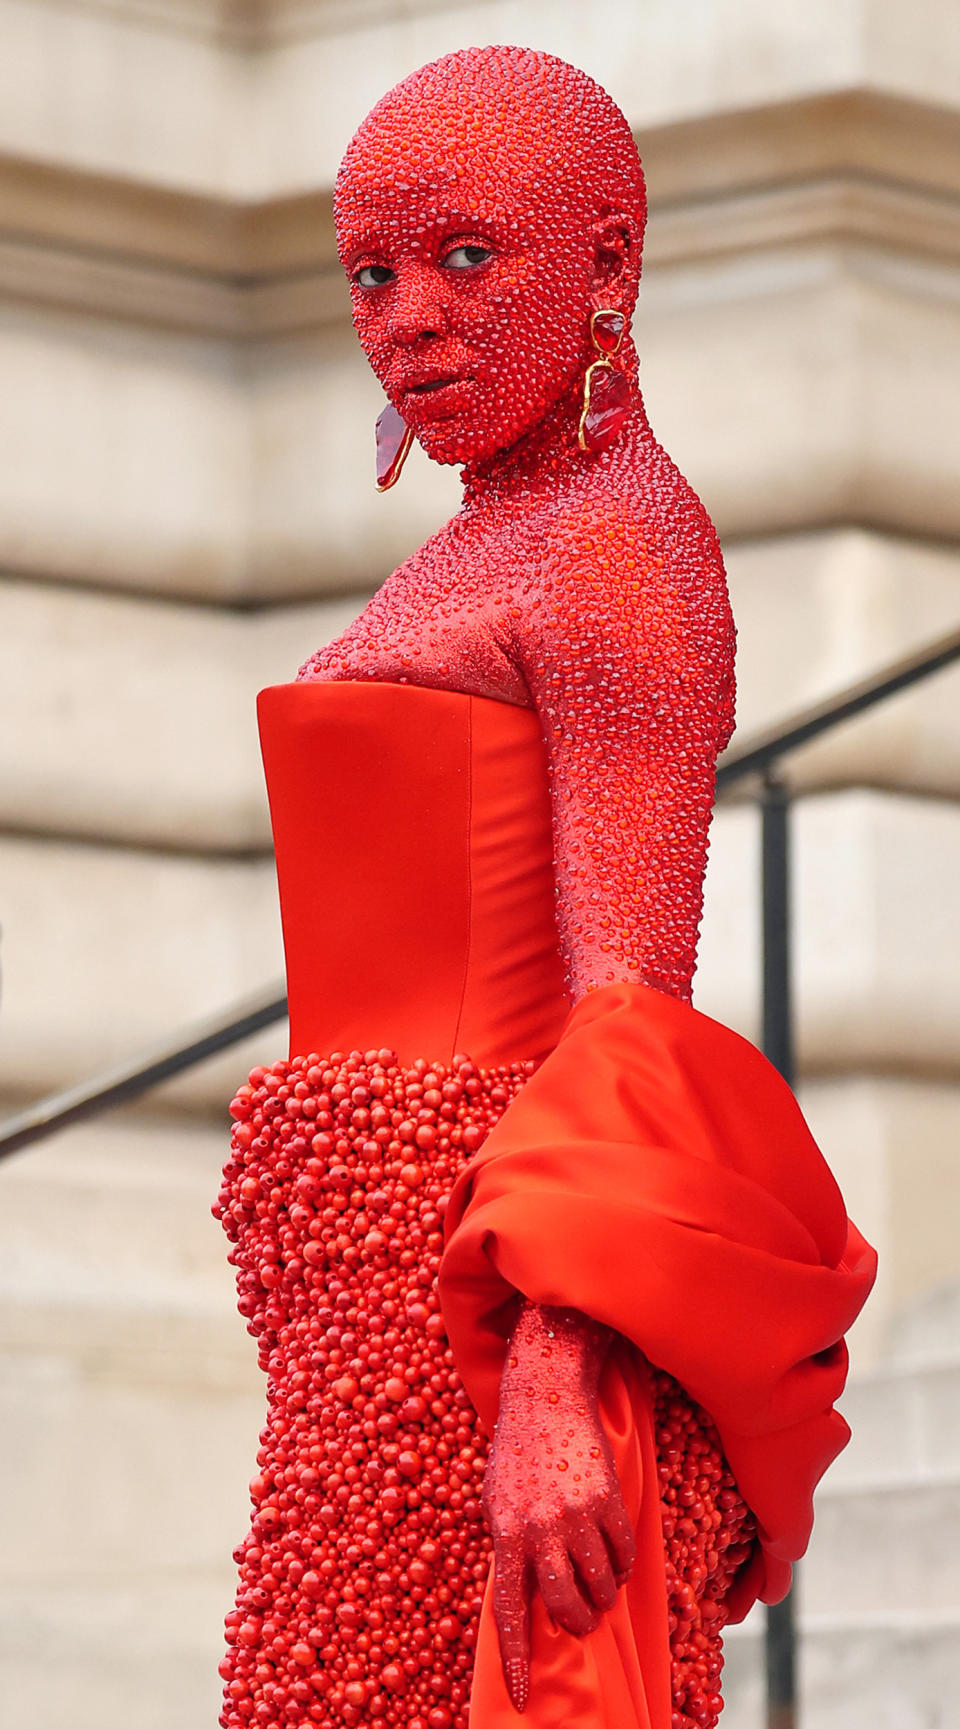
[{"x1": 440, "y1": 981, "x2": 876, "y2": 1727}]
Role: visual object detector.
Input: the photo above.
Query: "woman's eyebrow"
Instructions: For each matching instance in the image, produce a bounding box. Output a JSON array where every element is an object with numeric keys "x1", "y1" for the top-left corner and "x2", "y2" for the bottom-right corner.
[{"x1": 345, "y1": 205, "x2": 504, "y2": 255}]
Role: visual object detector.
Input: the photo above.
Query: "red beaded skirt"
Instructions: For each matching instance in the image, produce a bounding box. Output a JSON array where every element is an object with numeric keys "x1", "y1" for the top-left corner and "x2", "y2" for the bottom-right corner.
[{"x1": 214, "y1": 1047, "x2": 755, "y2": 1729}]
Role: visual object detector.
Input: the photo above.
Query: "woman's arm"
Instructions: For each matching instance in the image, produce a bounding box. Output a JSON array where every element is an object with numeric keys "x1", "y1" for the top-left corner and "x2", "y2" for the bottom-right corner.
[
  {"x1": 522, "y1": 520, "x2": 735, "y2": 1006},
  {"x1": 483, "y1": 1301, "x2": 635, "y2": 1710},
  {"x1": 485, "y1": 520, "x2": 736, "y2": 1706}
]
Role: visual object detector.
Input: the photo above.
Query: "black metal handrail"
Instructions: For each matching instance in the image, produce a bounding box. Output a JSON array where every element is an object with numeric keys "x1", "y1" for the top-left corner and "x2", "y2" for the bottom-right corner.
[
  {"x1": 716, "y1": 621, "x2": 960, "y2": 789},
  {"x1": 0, "y1": 983, "x2": 286, "y2": 1161},
  {"x1": 2, "y1": 620, "x2": 959, "y2": 1167}
]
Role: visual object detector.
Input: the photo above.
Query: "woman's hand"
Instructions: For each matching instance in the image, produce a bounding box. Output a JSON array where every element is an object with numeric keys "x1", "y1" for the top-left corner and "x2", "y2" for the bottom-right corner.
[{"x1": 482, "y1": 1302, "x2": 636, "y2": 1712}]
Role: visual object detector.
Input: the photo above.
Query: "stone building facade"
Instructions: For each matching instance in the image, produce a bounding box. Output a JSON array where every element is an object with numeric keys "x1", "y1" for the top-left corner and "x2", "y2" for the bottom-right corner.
[{"x1": 1, "y1": 3, "x2": 959, "y2": 1724}]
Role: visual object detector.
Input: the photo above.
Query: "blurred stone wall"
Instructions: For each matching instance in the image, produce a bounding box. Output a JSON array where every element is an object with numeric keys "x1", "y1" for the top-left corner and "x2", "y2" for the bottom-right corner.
[{"x1": 1, "y1": 2, "x2": 959, "y2": 1724}]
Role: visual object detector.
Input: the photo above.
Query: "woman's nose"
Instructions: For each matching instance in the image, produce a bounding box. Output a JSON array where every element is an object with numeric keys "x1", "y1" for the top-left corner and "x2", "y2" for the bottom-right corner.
[{"x1": 386, "y1": 262, "x2": 448, "y2": 346}]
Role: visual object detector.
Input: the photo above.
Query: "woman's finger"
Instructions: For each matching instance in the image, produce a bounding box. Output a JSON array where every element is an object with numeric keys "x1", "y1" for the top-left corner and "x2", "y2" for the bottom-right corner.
[
  {"x1": 492, "y1": 1536, "x2": 531, "y2": 1712},
  {"x1": 598, "y1": 1494, "x2": 637, "y2": 1583},
  {"x1": 533, "y1": 1541, "x2": 599, "y2": 1639},
  {"x1": 565, "y1": 1513, "x2": 619, "y2": 1612}
]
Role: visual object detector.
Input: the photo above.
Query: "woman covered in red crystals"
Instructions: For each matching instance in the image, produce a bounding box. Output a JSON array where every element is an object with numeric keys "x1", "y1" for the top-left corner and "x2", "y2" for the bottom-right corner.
[{"x1": 215, "y1": 45, "x2": 875, "y2": 1729}]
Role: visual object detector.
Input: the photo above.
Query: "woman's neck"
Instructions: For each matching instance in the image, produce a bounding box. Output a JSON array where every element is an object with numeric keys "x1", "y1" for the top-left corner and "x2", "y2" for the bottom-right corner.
[{"x1": 460, "y1": 338, "x2": 648, "y2": 509}]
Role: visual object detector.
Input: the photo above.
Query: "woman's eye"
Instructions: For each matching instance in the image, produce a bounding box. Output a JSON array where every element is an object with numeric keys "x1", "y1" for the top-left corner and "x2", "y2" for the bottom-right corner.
[
  {"x1": 354, "y1": 264, "x2": 395, "y2": 288},
  {"x1": 440, "y1": 244, "x2": 492, "y2": 270}
]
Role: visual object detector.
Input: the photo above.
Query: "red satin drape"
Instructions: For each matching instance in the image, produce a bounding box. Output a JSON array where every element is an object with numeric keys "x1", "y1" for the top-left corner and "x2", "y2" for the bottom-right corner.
[{"x1": 440, "y1": 982, "x2": 877, "y2": 1728}]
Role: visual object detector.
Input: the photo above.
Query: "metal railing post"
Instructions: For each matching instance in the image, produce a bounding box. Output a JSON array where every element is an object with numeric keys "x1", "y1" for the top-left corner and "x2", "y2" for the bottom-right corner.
[
  {"x1": 760, "y1": 768, "x2": 797, "y2": 1729},
  {"x1": 761, "y1": 770, "x2": 793, "y2": 1086}
]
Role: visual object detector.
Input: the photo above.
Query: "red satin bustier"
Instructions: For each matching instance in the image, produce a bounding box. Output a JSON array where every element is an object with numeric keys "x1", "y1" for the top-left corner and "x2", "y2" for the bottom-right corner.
[{"x1": 258, "y1": 682, "x2": 568, "y2": 1067}]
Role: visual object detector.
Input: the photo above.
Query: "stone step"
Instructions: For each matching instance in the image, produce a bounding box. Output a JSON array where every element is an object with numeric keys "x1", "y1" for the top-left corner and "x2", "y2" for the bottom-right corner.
[
  {"x1": 2, "y1": 1302, "x2": 261, "y2": 1580},
  {"x1": 832, "y1": 1357, "x2": 960, "y2": 1485},
  {"x1": 885, "y1": 1281, "x2": 960, "y2": 1368},
  {"x1": 0, "y1": 1121, "x2": 265, "y2": 1600},
  {"x1": 0, "y1": 572, "x2": 359, "y2": 852},
  {"x1": 0, "y1": 1572, "x2": 232, "y2": 1729},
  {"x1": 791, "y1": 1085, "x2": 960, "y2": 1375},
  {"x1": 722, "y1": 1610, "x2": 960, "y2": 1729},
  {"x1": 0, "y1": 574, "x2": 364, "y2": 850},
  {"x1": 1, "y1": 1291, "x2": 263, "y2": 1729},
  {"x1": 0, "y1": 837, "x2": 284, "y2": 1106},
  {"x1": 724, "y1": 529, "x2": 960, "y2": 803},
  {"x1": 697, "y1": 788, "x2": 960, "y2": 1075},
  {"x1": 0, "y1": 1117, "x2": 240, "y2": 1312},
  {"x1": 2, "y1": 1596, "x2": 958, "y2": 1729},
  {"x1": 804, "y1": 1476, "x2": 960, "y2": 1618}
]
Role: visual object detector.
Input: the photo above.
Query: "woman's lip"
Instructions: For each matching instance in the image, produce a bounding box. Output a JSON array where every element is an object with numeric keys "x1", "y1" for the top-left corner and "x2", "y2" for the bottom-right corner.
[
  {"x1": 401, "y1": 376, "x2": 474, "y2": 406},
  {"x1": 405, "y1": 378, "x2": 458, "y2": 393}
]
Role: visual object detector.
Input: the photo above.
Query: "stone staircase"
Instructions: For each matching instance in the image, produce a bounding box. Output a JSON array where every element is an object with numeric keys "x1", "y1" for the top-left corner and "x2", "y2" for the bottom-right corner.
[
  {"x1": 723, "y1": 1295, "x2": 960, "y2": 1729},
  {"x1": 0, "y1": 1113, "x2": 263, "y2": 1729}
]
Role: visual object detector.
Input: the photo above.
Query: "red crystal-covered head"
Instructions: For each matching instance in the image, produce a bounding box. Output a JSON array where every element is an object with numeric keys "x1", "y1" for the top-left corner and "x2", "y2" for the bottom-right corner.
[{"x1": 335, "y1": 46, "x2": 646, "y2": 469}]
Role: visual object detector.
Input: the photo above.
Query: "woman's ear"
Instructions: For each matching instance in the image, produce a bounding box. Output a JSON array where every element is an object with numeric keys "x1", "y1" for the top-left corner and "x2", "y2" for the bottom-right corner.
[{"x1": 588, "y1": 211, "x2": 641, "y2": 304}]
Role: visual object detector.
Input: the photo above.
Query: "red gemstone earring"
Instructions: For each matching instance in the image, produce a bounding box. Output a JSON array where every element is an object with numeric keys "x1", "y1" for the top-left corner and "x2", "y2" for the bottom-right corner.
[
  {"x1": 375, "y1": 401, "x2": 414, "y2": 491},
  {"x1": 578, "y1": 308, "x2": 632, "y2": 454}
]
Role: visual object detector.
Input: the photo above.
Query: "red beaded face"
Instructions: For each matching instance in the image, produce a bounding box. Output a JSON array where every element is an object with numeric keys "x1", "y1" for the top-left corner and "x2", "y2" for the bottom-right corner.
[{"x1": 335, "y1": 46, "x2": 646, "y2": 468}]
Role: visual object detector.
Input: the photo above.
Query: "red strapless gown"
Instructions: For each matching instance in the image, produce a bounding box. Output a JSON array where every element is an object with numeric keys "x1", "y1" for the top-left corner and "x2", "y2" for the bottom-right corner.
[{"x1": 215, "y1": 681, "x2": 875, "y2": 1729}]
